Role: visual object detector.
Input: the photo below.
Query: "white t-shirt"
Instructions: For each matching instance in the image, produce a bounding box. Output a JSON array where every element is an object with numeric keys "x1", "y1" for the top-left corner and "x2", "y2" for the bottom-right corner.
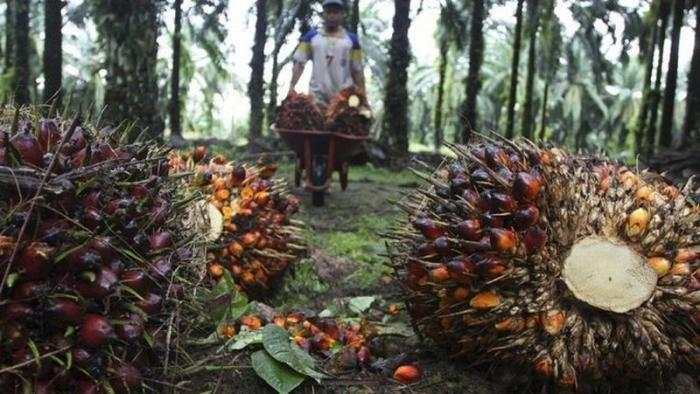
[{"x1": 293, "y1": 27, "x2": 363, "y2": 106}]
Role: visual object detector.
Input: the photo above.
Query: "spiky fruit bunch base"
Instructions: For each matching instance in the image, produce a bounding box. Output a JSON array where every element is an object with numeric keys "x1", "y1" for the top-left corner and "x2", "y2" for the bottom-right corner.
[
  {"x1": 390, "y1": 139, "x2": 699, "y2": 388},
  {"x1": 170, "y1": 150, "x2": 304, "y2": 298},
  {"x1": 0, "y1": 109, "x2": 194, "y2": 393}
]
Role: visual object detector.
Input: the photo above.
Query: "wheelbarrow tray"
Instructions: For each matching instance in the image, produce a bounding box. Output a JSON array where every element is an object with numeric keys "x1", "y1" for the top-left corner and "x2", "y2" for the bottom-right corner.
[
  {"x1": 274, "y1": 127, "x2": 369, "y2": 206},
  {"x1": 275, "y1": 128, "x2": 368, "y2": 161}
]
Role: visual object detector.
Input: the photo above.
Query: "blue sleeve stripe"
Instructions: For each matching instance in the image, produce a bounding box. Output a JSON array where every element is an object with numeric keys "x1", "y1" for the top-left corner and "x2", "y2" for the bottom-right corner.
[
  {"x1": 348, "y1": 32, "x2": 361, "y2": 49},
  {"x1": 300, "y1": 29, "x2": 318, "y2": 43}
]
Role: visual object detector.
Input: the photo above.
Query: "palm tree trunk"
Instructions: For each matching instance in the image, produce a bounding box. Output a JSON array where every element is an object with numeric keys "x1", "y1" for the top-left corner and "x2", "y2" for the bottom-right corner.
[
  {"x1": 505, "y1": 0, "x2": 524, "y2": 139},
  {"x1": 266, "y1": 0, "x2": 283, "y2": 128},
  {"x1": 96, "y1": 1, "x2": 163, "y2": 139},
  {"x1": 681, "y1": 0, "x2": 699, "y2": 146},
  {"x1": 434, "y1": 37, "x2": 448, "y2": 151},
  {"x1": 644, "y1": 1, "x2": 670, "y2": 157},
  {"x1": 13, "y1": 0, "x2": 28, "y2": 105},
  {"x1": 633, "y1": 10, "x2": 658, "y2": 152},
  {"x1": 658, "y1": 0, "x2": 684, "y2": 148},
  {"x1": 42, "y1": 0, "x2": 63, "y2": 107},
  {"x1": 4, "y1": 0, "x2": 14, "y2": 73},
  {"x1": 538, "y1": 79, "x2": 549, "y2": 140},
  {"x1": 520, "y1": 0, "x2": 539, "y2": 140},
  {"x1": 248, "y1": 0, "x2": 268, "y2": 145},
  {"x1": 382, "y1": 0, "x2": 411, "y2": 159},
  {"x1": 169, "y1": 0, "x2": 183, "y2": 139},
  {"x1": 462, "y1": 0, "x2": 485, "y2": 142},
  {"x1": 349, "y1": 0, "x2": 361, "y2": 33}
]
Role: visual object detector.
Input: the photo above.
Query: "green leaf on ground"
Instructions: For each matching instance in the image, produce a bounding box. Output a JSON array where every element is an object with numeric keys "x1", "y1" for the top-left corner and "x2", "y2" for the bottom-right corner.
[
  {"x1": 262, "y1": 325, "x2": 326, "y2": 383},
  {"x1": 251, "y1": 350, "x2": 305, "y2": 394},
  {"x1": 226, "y1": 329, "x2": 263, "y2": 351},
  {"x1": 348, "y1": 296, "x2": 375, "y2": 315}
]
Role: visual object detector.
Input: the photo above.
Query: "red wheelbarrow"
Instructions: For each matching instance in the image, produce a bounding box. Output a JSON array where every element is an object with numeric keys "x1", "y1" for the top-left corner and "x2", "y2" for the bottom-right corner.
[{"x1": 275, "y1": 127, "x2": 369, "y2": 206}]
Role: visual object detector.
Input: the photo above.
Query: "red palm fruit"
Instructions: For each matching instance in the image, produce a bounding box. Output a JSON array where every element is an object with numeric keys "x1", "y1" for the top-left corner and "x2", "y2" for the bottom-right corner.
[
  {"x1": 68, "y1": 248, "x2": 103, "y2": 272},
  {"x1": 490, "y1": 228, "x2": 517, "y2": 253},
  {"x1": 470, "y1": 168, "x2": 491, "y2": 184},
  {"x1": 110, "y1": 362, "x2": 142, "y2": 393},
  {"x1": 446, "y1": 259, "x2": 474, "y2": 282},
  {"x1": 357, "y1": 346, "x2": 371, "y2": 365},
  {"x1": 230, "y1": 165, "x2": 247, "y2": 186},
  {"x1": 485, "y1": 146, "x2": 510, "y2": 169},
  {"x1": 83, "y1": 207, "x2": 103, "y2": 230},
  {"x1": 82, "y1": 190, "x2": 102, "y2": 208},
  {"x1": 193, "y1": 146, "x2": 208, "y2": 163},
  {"x1": 130, "y1": 184, "x2": 150, "y2": 199},
  {"x1": 19, "y1": 242, "x2": 54, "y2": 279},
  {"x1": 75, "y1": 268, "x2": 118, "y2": 299},
  {"x1": 513, "y1": 172, "x2": 542, "y2": 202},
  {"x1": 79, "y1": 314, "x2": 116, "y2": 348},
  {"x1": 46, "y1": 298, "x2": 83, "y2": 323},
  {"x1": 412, "y1": 217, "x2": 444, "y2": 239},
  {"x1": 76, "y1": 379, "x2": 100, "y2": 394},
  {"x1": 135, "y1": 293, "x2": 162, "y2": 315},
  {"x1": 4, "y1": 302, "x2": 34, "y2": 321},
  {"x1": 91, "y1": 142, "x2": 118, "y2": 164},
  {"x1": 120, "y1": 270, "x2": 149, "y2": 294},
  {"x1": 522, "y1": 227, "x2": 547, "y2": 253},
  {"x1": 481, "y1": 213, "x2": 505, "y2": 228},
  {"x1": 416, "y1": 242, "x2": 436, "y2": 257},
  {"x1": 150, "y1": 258, "x2": 172, "y2": 280},
  {"x1": 70, "y1": 147, "x2": 88, "y2": 168},
  {"x1": 88, "y1": 237, "x2": 115, "y2": 261},
  {"x1": 393, "y1": 364, "x2": 421, "y2": 384},
  {"x1": 487, "y1": 192, "x2": 518, "y2": 212},
  {"x1": 149, "y1": 231, "x2": 173, "y2": 250},
  {"x1": 457, "y1": 219, "x2": 481, "y2": 241},
  {"x1": 512, "y1": 204, "x2": 540, "y2": 230},
  {"x1": 433, "y1": 236, "x2": 451, "y2": 255},
  {"x1": 12, "y1": 281, "x2": 46, "y2": 300},
  {"x1": 60, "y1": 126, "x2": 86, "y2": 155},
  {"x1": 38, "y1": 119, "x2": 62, "y2": 151},
  {"x1": 115, "y1": 313, "x2": 145, "y2": 343},
  {"x1": 72, "y1": 348, "x2": 95, "y2": 368},
  {"x1": 430, "y1": 265, "x2": 450, "y2": 282},
  {"x1": 10, "y1": 130, "x2": 43, "y2": 167},
  {"x1": 477, "y1": 256, "x2": 507, "y2": 278}
]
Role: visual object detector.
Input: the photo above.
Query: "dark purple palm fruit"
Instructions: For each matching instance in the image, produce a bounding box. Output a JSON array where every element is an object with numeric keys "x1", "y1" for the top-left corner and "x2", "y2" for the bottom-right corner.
[
  {"x1": 38, "y1": 119, "x2": 62, "y2": 152},
  {"x1": 10, "y1": 128, "x2": 43, "y2": 167}
]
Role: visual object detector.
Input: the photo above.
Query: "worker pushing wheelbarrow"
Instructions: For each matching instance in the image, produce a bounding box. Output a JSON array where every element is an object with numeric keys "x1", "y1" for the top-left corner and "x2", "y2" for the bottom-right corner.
[{"x1": 274, "y1": 0, "x2": 371, "y2": 207}]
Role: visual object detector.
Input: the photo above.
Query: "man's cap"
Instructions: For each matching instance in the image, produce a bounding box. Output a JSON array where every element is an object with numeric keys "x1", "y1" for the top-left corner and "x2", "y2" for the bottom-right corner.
[{"x1": 323, "y1": 0, "x2": 346, "y2": 9}]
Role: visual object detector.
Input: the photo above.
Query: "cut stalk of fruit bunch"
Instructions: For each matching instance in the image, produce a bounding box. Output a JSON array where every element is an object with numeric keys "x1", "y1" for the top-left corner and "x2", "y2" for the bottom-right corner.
[
  {"x1": 389, "y1": 138, "x2": 699, "y2": 388},
  {"x1": 0, "y1": 107, "x2": 197, "y2": 393},
  {"x1": 169, "y1": 148, "x2": 305, "y2": 299}
]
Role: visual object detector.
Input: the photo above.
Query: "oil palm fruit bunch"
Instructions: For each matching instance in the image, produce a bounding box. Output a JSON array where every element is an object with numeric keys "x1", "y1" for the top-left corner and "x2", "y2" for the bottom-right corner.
[
  {"x1": 325, "y1": 86, "x2": 372, "y2": 136},
  {"x1": 170, "y1": 149, "x2": 305, "y2": 298},
  {"x1": 389, "y1": 138, "x2": 699, "y2": 388},
  {"x1": 275, "y1": 92, "x2": 325, "y2": 131},
  {"x1": 0, "y1": 108, "x2": 196, "y2": 392}
]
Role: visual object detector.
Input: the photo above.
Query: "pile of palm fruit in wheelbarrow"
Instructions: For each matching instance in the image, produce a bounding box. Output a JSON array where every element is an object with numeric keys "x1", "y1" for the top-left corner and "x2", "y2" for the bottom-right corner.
[{"x1": 276, "y1": 86, "x2": 372, "y2": 136}]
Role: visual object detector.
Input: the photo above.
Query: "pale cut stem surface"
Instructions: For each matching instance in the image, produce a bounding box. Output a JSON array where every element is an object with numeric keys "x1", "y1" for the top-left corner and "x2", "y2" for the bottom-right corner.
[{"x1": 562, "y1": 236, "x2": 657, "y2": 313}]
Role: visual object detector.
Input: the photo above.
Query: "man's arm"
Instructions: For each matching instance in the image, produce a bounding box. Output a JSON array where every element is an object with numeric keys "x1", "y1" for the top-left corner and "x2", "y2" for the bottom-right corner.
[{"x1": 289, "y1": 62, "x2": 305, "y2": 96}]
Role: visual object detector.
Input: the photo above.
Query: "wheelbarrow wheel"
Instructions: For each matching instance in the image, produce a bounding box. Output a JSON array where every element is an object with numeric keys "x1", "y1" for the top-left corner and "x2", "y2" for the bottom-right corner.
[
  {"x1": 294, "y1": 158, "x2": 302, "y2": 187},
  {"x1": 311, "y1": 155, "x2": 326, "y2": 207},
  {"x1": 340, "y1": 162, "x2": 349, "y2": 191}
]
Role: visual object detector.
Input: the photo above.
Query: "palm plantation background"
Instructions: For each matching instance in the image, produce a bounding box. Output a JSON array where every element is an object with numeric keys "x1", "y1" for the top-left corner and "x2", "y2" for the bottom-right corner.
[{"x1": 1, "y1": 0, "x2": 698, "y2": 163}]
